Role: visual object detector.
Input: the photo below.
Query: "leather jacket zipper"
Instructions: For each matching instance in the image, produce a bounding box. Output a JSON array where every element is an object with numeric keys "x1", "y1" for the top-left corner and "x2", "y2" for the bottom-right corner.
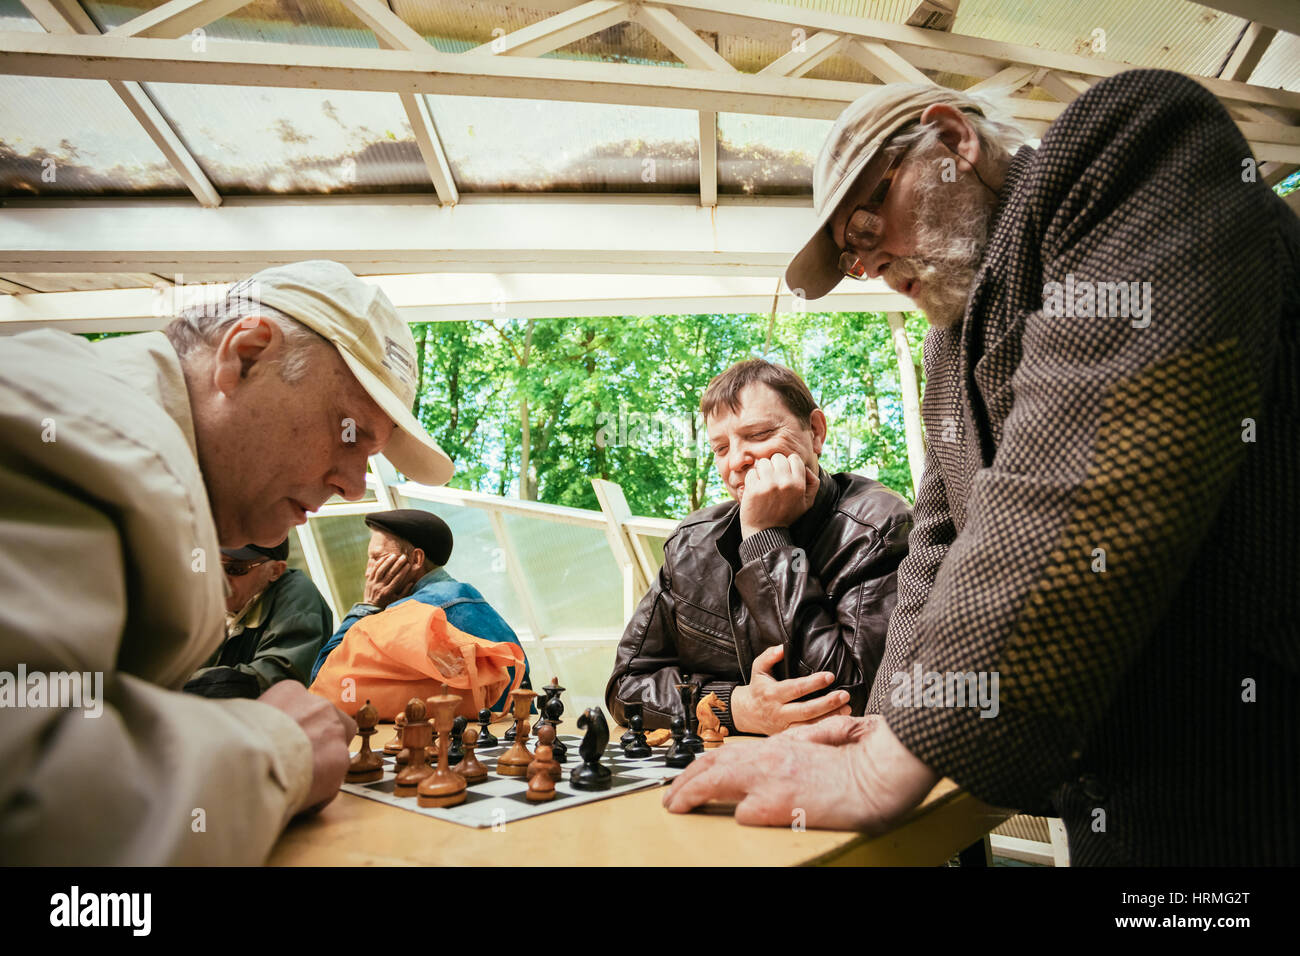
[{"x1": 678, "y1": 618, "x2": 733, "y2": 653}]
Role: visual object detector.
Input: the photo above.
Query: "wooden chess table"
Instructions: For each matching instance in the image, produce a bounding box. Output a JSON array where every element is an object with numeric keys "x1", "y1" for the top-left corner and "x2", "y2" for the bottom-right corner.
[{"x1": 268, "y1": 718, "x2": 1014, "y2": 866}]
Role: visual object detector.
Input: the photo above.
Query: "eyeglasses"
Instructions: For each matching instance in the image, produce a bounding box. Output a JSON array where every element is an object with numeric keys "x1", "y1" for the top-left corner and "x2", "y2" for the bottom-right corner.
[
  {"x1": 836, "y1": 146, "x2": 908, "y2": 281},
  {"x1": 222, "y1": 558, "x2": 270, "y2": 577}
]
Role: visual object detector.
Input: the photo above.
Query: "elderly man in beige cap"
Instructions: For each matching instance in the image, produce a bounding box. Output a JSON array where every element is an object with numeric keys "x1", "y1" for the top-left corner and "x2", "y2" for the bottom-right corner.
[
  {"x1": 665, "y1": 71, "x2": 1299, "y2": 866},
  {"x1": 0, "y1": 260, "x2": 452, "y2": 864}
]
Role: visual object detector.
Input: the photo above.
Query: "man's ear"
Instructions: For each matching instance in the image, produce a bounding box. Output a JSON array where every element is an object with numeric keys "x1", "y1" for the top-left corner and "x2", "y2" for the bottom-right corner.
[
  {"x1": 211, "y1": 315, "x2": 286, "y2": 396},
  {"x1": 268, "y1": 560, "x2": 288, "y2": 583},
  {"x1": 809, "y1": 408, "x2": 828, "y2": 456},
  {"x1": 918, "y1": 103, "x2": 982, "y2": 173},
  {"x1": 410, "y1": 548, "x2": 426, "y2": 576}
]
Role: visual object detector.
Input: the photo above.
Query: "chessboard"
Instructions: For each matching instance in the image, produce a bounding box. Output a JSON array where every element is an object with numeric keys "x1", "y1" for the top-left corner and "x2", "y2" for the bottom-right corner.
[{"x1": 341, "y1": 734, "x2": 686, "y2": 829}]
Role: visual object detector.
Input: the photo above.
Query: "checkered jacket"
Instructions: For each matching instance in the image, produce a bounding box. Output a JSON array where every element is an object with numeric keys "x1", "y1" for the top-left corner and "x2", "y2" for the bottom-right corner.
[{"x1": 865, "y1": 69, "x2": 1299, "y2": 865}]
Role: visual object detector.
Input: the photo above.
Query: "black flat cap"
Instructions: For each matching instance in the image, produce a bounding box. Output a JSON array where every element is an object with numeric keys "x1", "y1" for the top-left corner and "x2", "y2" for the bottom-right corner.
[
  {"x1": 222, "y1": 539, "x2": 289, "y2": 562},
  {"x1": 365, "y1": 509, "x2": 453, "y2": 567}
]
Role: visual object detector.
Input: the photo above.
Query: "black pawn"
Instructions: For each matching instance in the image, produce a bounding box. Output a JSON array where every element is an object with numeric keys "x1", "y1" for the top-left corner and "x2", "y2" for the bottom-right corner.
[
  {"x1": 620, "y1": 701, "x2": 642, "y2": 750},
  {"x1": 623, "y1": 712, "x2": 651, "y2": 759},
  {"x1": 476, "y1": 708, "x2": 497, "y2": 748},
  {"x1": 545, "y1": 696, "x2": 567, "y2": 763},
  {"x1": 449, "y1": 715, "x2": 466, "y2": 765},
  {"x1": 665, "y1": 716, "x2": 693, "y2": 768}
]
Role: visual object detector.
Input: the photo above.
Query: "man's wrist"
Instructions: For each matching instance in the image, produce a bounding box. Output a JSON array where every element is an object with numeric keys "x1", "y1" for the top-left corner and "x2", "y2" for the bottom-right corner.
[{"x1": 739, "y1": 526, "x2": 794, "y2": 563}]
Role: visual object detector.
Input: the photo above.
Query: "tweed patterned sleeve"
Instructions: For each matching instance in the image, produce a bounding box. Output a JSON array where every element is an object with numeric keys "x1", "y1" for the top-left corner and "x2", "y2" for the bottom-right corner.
[
  {"x1": 880, "y1": 69, "x2": 1285, "y2": 811},
  {"x1": 866, "y1": 439, "x2": 956, "y2": 714}
]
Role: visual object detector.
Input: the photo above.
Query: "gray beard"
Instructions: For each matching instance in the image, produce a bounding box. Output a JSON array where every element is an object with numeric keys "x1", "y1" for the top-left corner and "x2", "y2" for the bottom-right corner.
[{"x1": 888, "y1": 154, "x2": 997, "y2": 328}]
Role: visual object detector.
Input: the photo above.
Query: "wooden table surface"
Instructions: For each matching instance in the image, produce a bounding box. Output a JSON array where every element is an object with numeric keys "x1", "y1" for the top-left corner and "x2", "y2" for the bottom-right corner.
[{"x1": 268, "y1": 721, "x2": 1014, "y2": 866}]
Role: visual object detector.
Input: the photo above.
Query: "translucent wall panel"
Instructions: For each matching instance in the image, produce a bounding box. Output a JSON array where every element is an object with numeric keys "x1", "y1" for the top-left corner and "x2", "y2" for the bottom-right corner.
[
  {"x1": 544, "y1": 645, "x2": 622, "y2": 717},
  {"x1": 392, "y1": 497, "x2": 526, "y2": 630},
  {"x1": 426, "y1": 96, "x2": 699, "y2": 193},
  {"x1": 498, "y1": 513, "x2": 623, "y2": 633},
  {"x1": 717, "y1": 114, "x2": 832, "y2": 196},
  {"x1": 308, "y1": 514, "x2": 370, "y2": 611}
]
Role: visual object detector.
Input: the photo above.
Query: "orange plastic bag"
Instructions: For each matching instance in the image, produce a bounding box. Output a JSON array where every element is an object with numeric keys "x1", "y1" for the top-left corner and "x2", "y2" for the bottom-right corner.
[{"x1": 309, "y1": 601, "x2": 524, "y2": 721}]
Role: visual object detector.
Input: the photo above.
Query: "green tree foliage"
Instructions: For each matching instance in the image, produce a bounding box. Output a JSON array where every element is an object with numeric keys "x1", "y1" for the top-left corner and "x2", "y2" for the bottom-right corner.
[{"x1": 409, "y1": 311, "x2": 928, "y2": 519}]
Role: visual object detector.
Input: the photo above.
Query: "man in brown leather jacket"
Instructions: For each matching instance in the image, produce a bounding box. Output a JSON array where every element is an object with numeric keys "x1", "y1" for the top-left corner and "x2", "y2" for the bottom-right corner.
[{"x1": 606, "y1": 359, "x2": 911, "y2": 736}]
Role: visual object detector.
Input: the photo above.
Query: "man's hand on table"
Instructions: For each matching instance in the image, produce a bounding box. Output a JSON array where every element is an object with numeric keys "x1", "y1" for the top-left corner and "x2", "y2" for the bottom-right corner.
[
  {"x1": 663, "y1": 713, "x2": 940, "y2": 832},
  {"x1": 259, "y1": 680, "x2": 357, "y2": 816},
  {"x1": 730, "y1": 645, "x2": 851, "y2": 735},
  {"x1": 738, "y1": 453, "x2": 819, "y2": 540}
]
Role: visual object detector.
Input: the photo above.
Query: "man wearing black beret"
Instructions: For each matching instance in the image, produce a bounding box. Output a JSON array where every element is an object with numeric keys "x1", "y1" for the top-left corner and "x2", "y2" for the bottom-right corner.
[
  {"x1": 184, "y1": 539, "x2": 333, "y2": 699},
  {"x1": 309, "y1": 509, "x2": 530, "y2": 708}
]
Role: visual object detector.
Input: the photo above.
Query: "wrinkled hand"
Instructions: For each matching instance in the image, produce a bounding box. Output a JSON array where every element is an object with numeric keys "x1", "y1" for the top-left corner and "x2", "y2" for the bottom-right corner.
[
  {"x1": 663, "y1": 714, "x2": 939, "y2": 832},
  {"x1": 258, "y1": 680, "x2": 357, "y2": 816},
  {"x1": 363, "y1": 552, "x2": 411, "y2": 608},
  {"x1": 739, "y1": 453, "x2": 819, "y2": 541},
  {"x1": 730, "y1": 645, "x2": 851, "y2": 736}
]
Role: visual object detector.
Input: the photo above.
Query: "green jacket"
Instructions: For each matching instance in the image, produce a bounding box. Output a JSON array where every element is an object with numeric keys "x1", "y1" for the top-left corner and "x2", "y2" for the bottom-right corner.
[{"x1": 185, "y1": 569, "x2": 333, "y2": 698}]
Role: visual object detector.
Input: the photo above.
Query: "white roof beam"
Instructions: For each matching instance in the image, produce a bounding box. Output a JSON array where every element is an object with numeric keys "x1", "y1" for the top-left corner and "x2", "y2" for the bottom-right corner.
[
  {"x1": 1220, "y1": 21, "x2": 1276, "y2": 82},
  {"x1": 0, "y1": 200, "x2": 851, "y2": 277},
  {"x1": 0, "y1": 273, "x2": 913, "y2": 333},
  {"x1": 18, "y1": 0, "x2": 221, "y2": 208},
  {"x1": 630, "y1": 5, "x2": 735, "y2": 208},
  {"x1": 1190, "y1": 1, "x2": 1300, "y2": 38},
  {"x1": 339, "y1": 0, "x2": 458, "y2": 205},
  {"x1": 0, "y1": 277, "x2": 41, "y2": 294},
  {"x1": 758, "y1": 31, "x2": 843, "y2": 79},
  {"x1": 845, "y1": 39, "x2": 933, "y2": 86},
  {"x1": 966, "y1": 65, "x2": 1042, "y2": 97},
  {"x1": 107, "y1": 0, "x2": 252, "y2": 39},
  {"x1": 2, "y1": 32, "x2": 1297, "y2": 160},
  {"x1": 1038, "y1": 71, "x2": 1092, "y2": 104},
  {"x1": 465, "y1": 0, "x2": 630, "y2": 57},
  {"x1": 652, "y1": 0, "x2": 1300, "y2": 111}
]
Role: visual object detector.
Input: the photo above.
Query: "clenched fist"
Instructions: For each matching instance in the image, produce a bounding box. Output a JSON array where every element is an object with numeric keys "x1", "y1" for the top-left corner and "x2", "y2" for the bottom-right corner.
[{"x1": 739, "y1": 452, "x2": 819, "y2": 540}]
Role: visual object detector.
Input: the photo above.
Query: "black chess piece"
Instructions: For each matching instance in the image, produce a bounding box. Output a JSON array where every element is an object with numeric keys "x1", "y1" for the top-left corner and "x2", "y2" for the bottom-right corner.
[
  {"x1": 620, "y1": 701, "x2": 642, "y2": 750},
  {"x1": 677, "y1": 682, "x2": 705, "y2": 754},
  {"x1": 544, "y1": 695, "x2": 567, "y2": 763},
  {"x1": 623, "y1": 712, "x2": 652, "y2": 759},
  {"x1": 449, "y1": 714, "x2": 466, "y2": 765},
  {"x1": 569, "y1": 707, "x2": 612, "y2": 791},
  {"x1": 476, "y1": 708, "x2": 497, "y2": 748},
  {"x1": 541, "y1": 676, "x2": 565, "y2": 721},
  {"x1": 664, "y1": 716, "x2": 693, "y2": 768}
]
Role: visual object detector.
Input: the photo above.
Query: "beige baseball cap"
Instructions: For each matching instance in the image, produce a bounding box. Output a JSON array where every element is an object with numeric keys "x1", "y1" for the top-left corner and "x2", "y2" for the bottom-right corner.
[
  {"x1": 785, "y1": 83, "x2": 986, "y2": 300},
  {"x1": 242, "y1": 260, "x2": 454, "y2": 486}
]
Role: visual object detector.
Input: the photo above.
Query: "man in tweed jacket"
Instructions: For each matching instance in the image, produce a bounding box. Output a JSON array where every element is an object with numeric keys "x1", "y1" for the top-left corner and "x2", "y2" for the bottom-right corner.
[{"x1": 664, "y1": 69, "x2": 1298, "y2": 865}]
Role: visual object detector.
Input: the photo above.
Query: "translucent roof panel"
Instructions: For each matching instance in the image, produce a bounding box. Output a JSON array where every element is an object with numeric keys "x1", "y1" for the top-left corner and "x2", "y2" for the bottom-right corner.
[
  {"x1": 1249, "y1": 31, "x2": 1300, "y2": 91},
  {"x1": 0, "y1": 8, "x2": 188, "y2": 197},
  {"x1": 83, "y1": 0, "x2": 381, "y2": 44},
  {"x1": 953, "y1": 0, "x2": 1246, "y2": 77},
  {"x1": 142, "y1": 84, "x2": 434, "y2": 195},
  {"x1": 717, "y1": 114, "x2": 833, "y2": 196},
  {"x1": 78, "y1": 1, "x2": 437, "y2": 195},
  {"x1": 425, "y1": 96, "x2": 700, "y2": 193}
]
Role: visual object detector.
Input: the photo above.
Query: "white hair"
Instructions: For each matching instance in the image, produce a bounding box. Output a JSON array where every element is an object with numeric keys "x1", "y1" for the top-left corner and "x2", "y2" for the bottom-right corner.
[
  {"x1": 164, "y1": 281, "x2": 331, "y2": 384},
  {"x1": 884, "y1": 84, "x2": 1029, "y2": 165}
]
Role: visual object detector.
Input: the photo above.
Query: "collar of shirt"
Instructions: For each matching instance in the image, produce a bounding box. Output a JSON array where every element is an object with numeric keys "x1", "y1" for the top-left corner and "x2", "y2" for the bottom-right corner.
[
  {"x1": 411, "y1": 567, "x2": 451, "y2": 593},
  {"x1": 226, "y1": 587, "x2": 269, "y2": 636}
]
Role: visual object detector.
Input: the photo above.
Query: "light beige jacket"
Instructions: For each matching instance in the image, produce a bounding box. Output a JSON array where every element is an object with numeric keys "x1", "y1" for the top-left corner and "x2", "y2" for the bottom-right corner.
[{"x1": 0, "y1": 330, "x2": 312, "y2": 864}]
